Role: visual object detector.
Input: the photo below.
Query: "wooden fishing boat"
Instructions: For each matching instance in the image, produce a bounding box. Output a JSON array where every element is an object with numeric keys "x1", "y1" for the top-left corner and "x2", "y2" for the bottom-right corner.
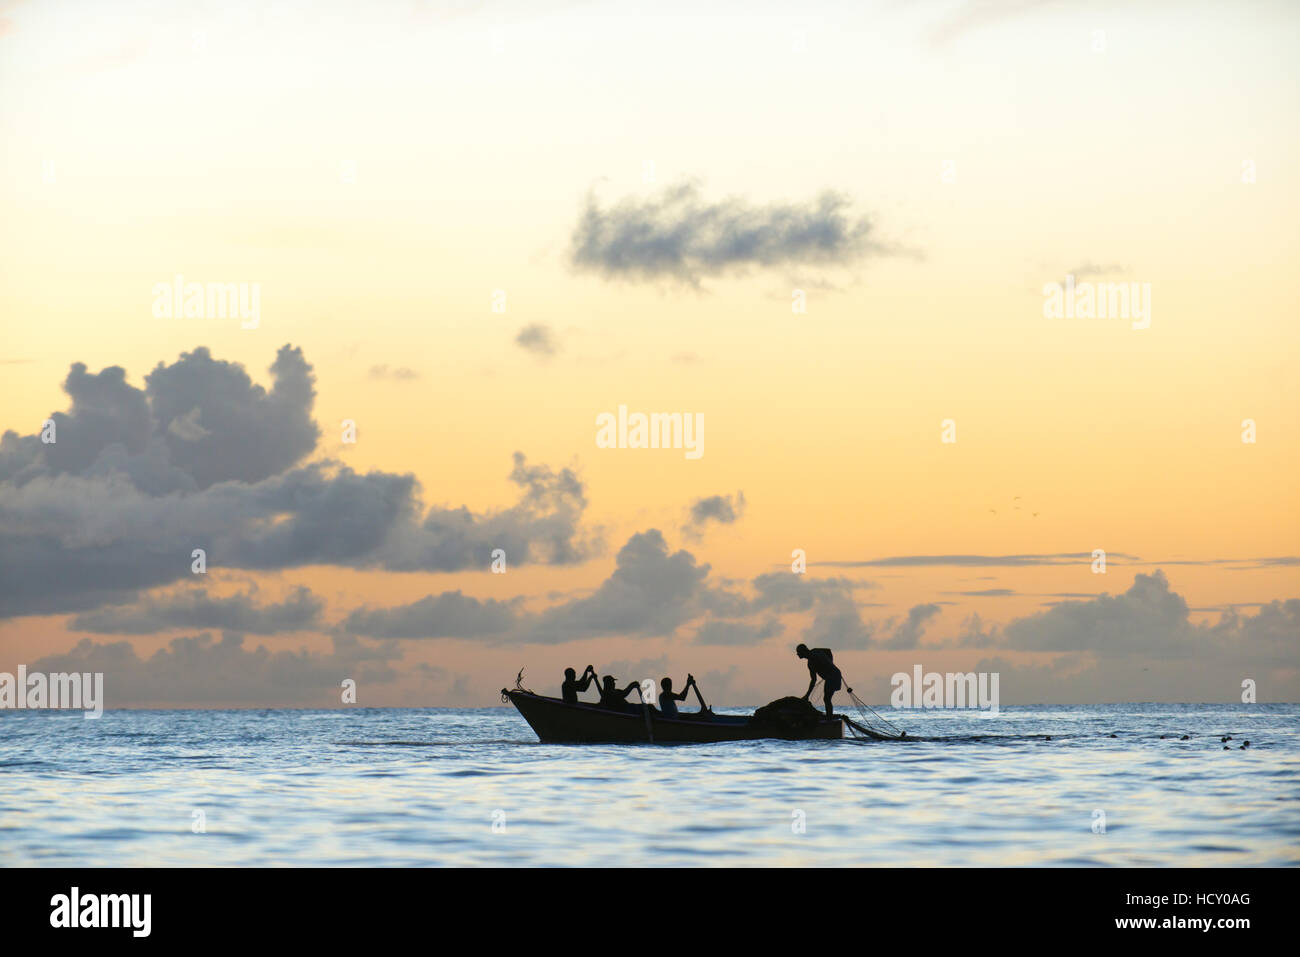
[{"x1": 502, "y1": 688, "x2": 843, "y2": 744}]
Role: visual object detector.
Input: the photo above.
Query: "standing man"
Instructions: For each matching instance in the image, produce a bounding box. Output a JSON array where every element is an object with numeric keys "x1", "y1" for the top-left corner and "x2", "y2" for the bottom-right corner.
[{"x1": 796, "y1": 644, "x2": 851, "y2": 717}]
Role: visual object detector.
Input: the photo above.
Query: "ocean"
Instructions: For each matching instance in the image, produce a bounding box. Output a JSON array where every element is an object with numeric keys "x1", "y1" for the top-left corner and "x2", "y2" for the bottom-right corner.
[{"x1": 1, "y1": 703, "x2": 1296, "y2": 867}]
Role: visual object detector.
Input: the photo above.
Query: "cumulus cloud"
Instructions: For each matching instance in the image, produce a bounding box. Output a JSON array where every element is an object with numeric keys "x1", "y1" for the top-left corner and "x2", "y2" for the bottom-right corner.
[
  {"x1": 71, "y1": 585, "x2": 323, "y2": 635},
  {"x1": 519, "y1": 529, "x2": 711, "y2": 643},
  {"x1": 0, "y1": 346, "x2": 593, "y2": 618},
  {"x1": 947, "y1": 571, "x2": 1299, "y2": 694},
  {"x1": 30, "y1": 632, "x2": 399, "y2": 707},
  {"x1": 995, "y1": 570, "x2": 1297, "y2": 662},
  {"x1": 570, "y1": 183, "x2": 887, "y2": 285}
]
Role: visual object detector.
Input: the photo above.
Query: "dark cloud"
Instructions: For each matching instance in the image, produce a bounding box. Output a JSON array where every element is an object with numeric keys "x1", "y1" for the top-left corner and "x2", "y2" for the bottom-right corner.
[
  {"x1": 571, "y1": 183, "x2": 886, "y2": 285},
  {"x1": 72, "y1": 585, "x2": 323, "y2": 635},
  {"x1": 693, "y1": 617, "x2": 783, "y2": 646},
  {"x1": 686, "y1": 491, "x2": 745, "y2": 528},
  {"x1": 145, "y1": 345, "x2": 320, "y2": 488},
  {"x1": 343, "y1": 590, "x2": 517, "y2": 639},
  {"x1": 519, "y1": 529, "x2": 710, "y2": 642},
  {"x1": 514, "y1": 323, "x2": 559, "y2": 357},
  {"x1": 0, "y1": 347, "x2": 593, "y2": 618}
]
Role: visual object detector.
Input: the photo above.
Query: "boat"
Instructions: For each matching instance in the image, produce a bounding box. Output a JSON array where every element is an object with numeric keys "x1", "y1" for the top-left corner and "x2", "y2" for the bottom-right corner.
[{"x1": 501, "y1": 688, "x2": 843, "y2": 744}]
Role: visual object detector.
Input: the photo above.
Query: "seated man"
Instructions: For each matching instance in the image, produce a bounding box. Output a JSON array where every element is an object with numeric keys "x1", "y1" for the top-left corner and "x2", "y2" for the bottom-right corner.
[
  {"x1": 656, "y1": 674, "x2": 696, "y2": 718},
  {"x1": 596, "y1": 674, "x2": 640, "y2": 712},
  {"x1": 561, "y1": 664, "x2": 597, "y2": 705}
]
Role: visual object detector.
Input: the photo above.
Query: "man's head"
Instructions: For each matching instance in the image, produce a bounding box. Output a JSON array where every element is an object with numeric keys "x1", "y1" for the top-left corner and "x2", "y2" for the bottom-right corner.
[
  {"x1": 603, "y1": 675, "x2": 616, "y2": 691},
  {"x1": 564, "y1": 667, "x2": 576, "y2": 681},
  {"x1": 796, "y1": 643, "x2": 809, "y2": 659},
  {"x1": 661, "y1": 677, "x2": 673, "y2": 692}
]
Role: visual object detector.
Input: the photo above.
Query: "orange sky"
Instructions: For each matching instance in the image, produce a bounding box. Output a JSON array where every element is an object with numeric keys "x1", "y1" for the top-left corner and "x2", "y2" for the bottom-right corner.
[{"x1": 0, "y1": 0, "x2": 1296, "y2": 706}]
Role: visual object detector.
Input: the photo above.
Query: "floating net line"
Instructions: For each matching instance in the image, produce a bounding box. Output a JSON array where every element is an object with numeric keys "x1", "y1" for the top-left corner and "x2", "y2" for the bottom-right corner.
[{"x1": 842, "y1": 685, "x2": 907, "y2": 741}]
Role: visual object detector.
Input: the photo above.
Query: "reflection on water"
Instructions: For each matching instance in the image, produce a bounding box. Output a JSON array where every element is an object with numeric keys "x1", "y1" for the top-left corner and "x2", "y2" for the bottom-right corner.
[{"x1": 0, "y1": 704, "x2": 1296, "y2": 866}]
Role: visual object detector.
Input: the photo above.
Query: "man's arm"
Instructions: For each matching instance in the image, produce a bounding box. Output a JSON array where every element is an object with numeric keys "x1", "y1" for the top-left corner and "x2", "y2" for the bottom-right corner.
[{"x1": 803, "y1": 662, "x2": 817, "y2": 698}]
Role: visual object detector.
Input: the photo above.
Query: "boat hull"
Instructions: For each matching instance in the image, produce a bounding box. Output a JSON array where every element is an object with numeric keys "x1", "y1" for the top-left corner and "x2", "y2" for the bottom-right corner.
[{"x1": 504, "y1": 690, "x2": 842, "y2": 744}]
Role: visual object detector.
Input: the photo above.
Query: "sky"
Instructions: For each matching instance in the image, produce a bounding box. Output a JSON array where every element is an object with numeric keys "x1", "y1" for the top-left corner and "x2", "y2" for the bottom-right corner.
[{"x1": 0, "y1": 0, "x2": 1296, "y2": 707}]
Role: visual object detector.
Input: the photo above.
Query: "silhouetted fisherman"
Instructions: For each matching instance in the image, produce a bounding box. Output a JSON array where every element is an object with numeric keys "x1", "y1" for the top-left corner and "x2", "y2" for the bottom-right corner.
[
  {"x1": 596, "y1": 674, "x2": 640, "y2": 711},
  {"x1": 796, "y1": 643, "x2": 851, "y2": 717},
  {"x1": 561, "y1": 665, "x2": 597, "y2": 705},
  {"x1": 657, "y1": 674, "x2": 696, "y2": 717}
]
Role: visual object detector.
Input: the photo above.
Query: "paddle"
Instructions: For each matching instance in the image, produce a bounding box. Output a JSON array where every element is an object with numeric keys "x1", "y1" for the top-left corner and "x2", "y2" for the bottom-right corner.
[{"x1": 687, "y1": 674, "x2": 711, "y2": 714}]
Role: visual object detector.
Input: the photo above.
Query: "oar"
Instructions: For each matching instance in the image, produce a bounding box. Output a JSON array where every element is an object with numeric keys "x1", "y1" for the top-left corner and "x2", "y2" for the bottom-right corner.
[
  {"x1": 688, "y1": 674, "x2": 710, "y2": 713},
  {"x1": 634, "y1": 683, "x2": 654, "y2": 743}
]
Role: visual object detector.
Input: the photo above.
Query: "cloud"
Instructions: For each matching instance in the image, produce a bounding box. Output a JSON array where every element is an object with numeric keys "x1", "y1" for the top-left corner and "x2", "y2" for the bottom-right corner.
[
  {"x1": 570, "y1": 182, "x2": 888, "y2": 285},
  {"x1": 688, "y1": 490, "x2": 745, "y2": 525},
  {"x1": 683, "y1": 490, "x2": 745, "y2": 538},
  {"x1": 812, "y1": 552, "x2": 1140, "y2": 568},
  {"x1": 693, "y1": 617, "x2": 783, "y2": 646},
  {"x1": 885, "y1": 602, "x2": 942, "y2": 649},
  {"x1": 71, "y1": 585, "x2": 323, "y2": 635},
  {"x1": 0, "y1": 346, "x2": 593, "y2": 618},
  {"x1": 368, "y1": 364, "x2": 420, "y2": 381},
  {"x1": 518, "y1": 529, "x2": 711, "y2": 642},
  {"x1": 29, "y1": 632, "x2": 399, "y2": 707},
  {"x1": 334, "y1": 544, "x2": 875, "y2": 648},
  {"x1": 514, "y1": 323, "x2": 559, "y2": 357},
  {"x1": 343, "y1": 590, "x2": 517, "y2": 639},
  {"x1": 144, "y1": 345, "x2": 321, "y2": 489},
  {"x1": 957, "y1": 570, "x2": 1299, "y2": 666},
  {"x1": 801, "y1": 590, "x2": 876, "y2": 649}
]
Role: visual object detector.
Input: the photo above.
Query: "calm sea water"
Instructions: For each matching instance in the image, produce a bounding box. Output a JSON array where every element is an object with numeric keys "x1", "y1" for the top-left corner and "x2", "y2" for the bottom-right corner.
[{"x1": 0, "y1": 703, "x2": 1296, "y2": 867}]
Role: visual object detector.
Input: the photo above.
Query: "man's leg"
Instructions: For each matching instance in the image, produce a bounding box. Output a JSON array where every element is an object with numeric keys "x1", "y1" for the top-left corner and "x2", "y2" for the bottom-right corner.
[{"x1": 824, "y1": 684, "x2": 834, "y2": 717}]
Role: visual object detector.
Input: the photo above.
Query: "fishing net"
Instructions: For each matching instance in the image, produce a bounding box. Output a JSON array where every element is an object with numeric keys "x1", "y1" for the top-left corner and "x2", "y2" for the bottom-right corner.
[
  {"x1": 801, "y1": 676, "x2": 907, "y2": 740},
  {"x1": 842, "y1": 688, "x2": 907, "y2": 740},
  {"x1": 749, "y1": 696, "x2": 831, "y2": 738}
]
